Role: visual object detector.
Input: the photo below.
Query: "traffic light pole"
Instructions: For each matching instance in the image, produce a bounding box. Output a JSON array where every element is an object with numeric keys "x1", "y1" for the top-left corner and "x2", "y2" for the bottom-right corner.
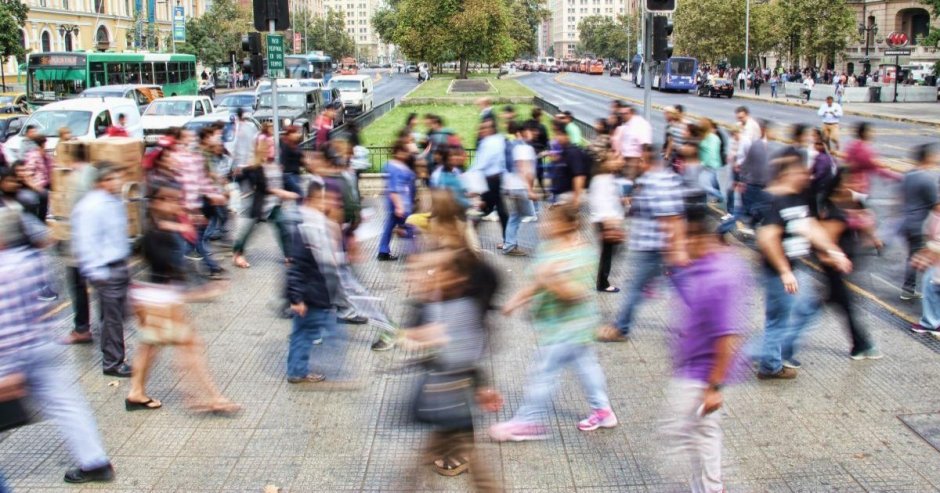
[
  {"x1": 643, "y1": 11, "x2": 652, "y2": 119},
  {"x1": 270, "y1": 19, "x2": 280, "y2": 164}
]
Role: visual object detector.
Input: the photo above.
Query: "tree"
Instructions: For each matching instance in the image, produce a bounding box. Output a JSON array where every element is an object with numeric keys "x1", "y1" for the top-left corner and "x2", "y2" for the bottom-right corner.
[
  {"x1": 0, "y1": 0, "x2": 28, "y2": 91},
  {"x1": 506, "y1": 0, "x2": 549, "y2": 57},
  {"x1": 291, "y1": 9, "x2": 355, "y2": 59},
  {"x1": 178, "y1": 0, "x2": 252, "y2": 68},
  {"x1": 577, "y1": 14, "x2": 639, "y2": 62},
  {"x1": 918, "y1": 0, "x2": 940, "y2": 47}
]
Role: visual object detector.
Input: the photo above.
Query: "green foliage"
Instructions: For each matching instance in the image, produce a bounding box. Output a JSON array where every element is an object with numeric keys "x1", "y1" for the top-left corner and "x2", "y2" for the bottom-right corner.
[
  {"x1": 178, "y1": 0, "x2": 252, "y2": 67},
  {"x1": 577, "y1": 14, "x2": 638, "y2": 61},
  {"x1": 934, "y1": 61, "x2": 940, "y2": 78},
  {"x1": 381, "y1": 0, "x2": 538, "y2": 78},
  {"x1": 0, "y1": 0, "x2": 29, "y2": 64},
  {"x1": 287, "y1": 8, "x2": 356, "y2": 59},
  {"x1": 923, "y1": 0, "x2": 940, "y2": 47},
  {"x1": 406, "y1": 76, "x2": 534, "y2": 99}
]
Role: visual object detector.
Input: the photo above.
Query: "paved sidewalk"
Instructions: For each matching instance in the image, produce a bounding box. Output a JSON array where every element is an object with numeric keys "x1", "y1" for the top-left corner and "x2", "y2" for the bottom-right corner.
[
  {"x1": 4, "y1": 204, "x2": 940, "y2": 492},
  {"x1": 733, "y1": 89, "x2": 940, "y2": 127}
]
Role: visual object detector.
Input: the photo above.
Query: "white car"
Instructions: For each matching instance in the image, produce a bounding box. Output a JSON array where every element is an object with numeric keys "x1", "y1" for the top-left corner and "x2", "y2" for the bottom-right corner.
[
  {"x1": 329, "y1": 75, "x2": 374, "y2": 115},
  {"x1": 141, "y1": 95, "x2": 215, "y2": 144},
  {"x1": 3, "y1": 97, "x2": 142, "y2": 162}
]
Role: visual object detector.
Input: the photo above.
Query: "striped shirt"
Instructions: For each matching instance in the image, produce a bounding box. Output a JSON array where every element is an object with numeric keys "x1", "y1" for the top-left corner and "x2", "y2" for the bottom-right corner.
[
  {"x1": 174, "y1": 150, "x2": 219, "y2": 214},
  {"x1": 0, "y1": 247, "x2": 54, "y2": 377},
  {"x1": 628, "y1": 169, "x2": 685, "y2": 251}
]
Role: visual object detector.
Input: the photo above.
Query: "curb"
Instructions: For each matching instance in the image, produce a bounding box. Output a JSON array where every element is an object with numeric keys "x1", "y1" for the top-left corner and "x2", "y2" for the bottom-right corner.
[
  {"x1": 732, "y1": 92, "x2": 940, "y2": 128},
  {"x1": 551, "y1": 73, "x2": 914, "y2": 173}
]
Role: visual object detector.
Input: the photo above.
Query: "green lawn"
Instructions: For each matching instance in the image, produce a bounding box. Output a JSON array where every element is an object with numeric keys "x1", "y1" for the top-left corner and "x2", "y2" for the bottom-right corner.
[
  {"x1": 406, "y1": 76, "x2": 535, "y2": 100},
  {"x1": 359, "y1": 103, "x2": 539, "y2": 171}
]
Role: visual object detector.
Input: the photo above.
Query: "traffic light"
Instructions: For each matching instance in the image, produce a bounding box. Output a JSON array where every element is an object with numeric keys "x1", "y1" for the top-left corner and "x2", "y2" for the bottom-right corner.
[
  {"x1": 242, "y1": 33, "x2": 261, "y2": 55},
  {"x1": 250, "y1": 55, "x2": 265, "y2": 78},
  {"x1": 646, "y1": 0, "x2": 676, "y2": 12},
  {"x1": 253, "y1": 0, "x2": 289, "y2": 31},
  {"x1": 652, "y1": 16, "x2": 674, "y2": 62}
]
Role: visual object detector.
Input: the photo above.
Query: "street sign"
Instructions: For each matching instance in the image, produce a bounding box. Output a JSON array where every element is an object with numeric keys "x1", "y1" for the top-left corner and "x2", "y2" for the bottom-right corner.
[
  {"x1": 885, "y1": 49, "x2": 911, "y2": 56},
  {"x1": 172, "y1": 6, "x2": 185, "y2": 43},
  {"x1": 886, "y1": 32, "x2": 909, "y2": 47},
  {"x1": 267, "y1": 34, "x2": 285, "y2": 77}
]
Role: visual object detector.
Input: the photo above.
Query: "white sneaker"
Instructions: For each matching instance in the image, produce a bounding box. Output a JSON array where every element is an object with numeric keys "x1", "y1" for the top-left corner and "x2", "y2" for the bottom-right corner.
[{"x1": 482, "y1": 211, "x2": 499, "y2": 222}]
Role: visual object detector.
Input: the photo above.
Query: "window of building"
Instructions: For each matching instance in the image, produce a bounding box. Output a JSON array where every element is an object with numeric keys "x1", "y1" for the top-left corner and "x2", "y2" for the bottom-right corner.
[
  {"x1": 95, "y1": 0, "x2": 105, "y2": 13},
  {"x1": 63, "y1": 0, "x2": 68, "y2": 9},
  {"x1": 64, "y1": 32, "x2": 74, "y2": 51},
  {"x1": 41, "y1": 31, "x2": 51, "y2": 52}
]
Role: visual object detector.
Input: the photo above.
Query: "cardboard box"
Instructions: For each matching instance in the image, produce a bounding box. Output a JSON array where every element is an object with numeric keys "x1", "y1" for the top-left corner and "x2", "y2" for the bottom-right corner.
[
  {"x1": 87, "y1": 138, "x2": 145, "y2": 171},
  {"x1": 49, "y1": 191, "x2": 70, "y2": 219},
  {"x1": 54, "y1": 141, "x2": 88, "y2": 166},
  {"x1": 51, "y1": 167, "x2": 72, "y2": 192},
  {"x1": 49, "y1": 219, "x2": 70, "y2": 242}
]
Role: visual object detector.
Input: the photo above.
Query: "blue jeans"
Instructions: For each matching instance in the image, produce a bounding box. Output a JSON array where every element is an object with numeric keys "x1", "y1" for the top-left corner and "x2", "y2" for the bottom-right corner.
[
  {"x1": 920, "y1": 268, "x2": 940, "y2": 329},
  {"x1": 195, "y1": 224, "x2": 221, "y2": 271},
  {"x1": 698, "y1": 168, "x2": 723, "y2": 204},
  {"x1": 615, "y1": 250, "x2": 665, "y2": 335},
  {"x1": 758, "y1": 267, "x2": 820, "y2": 374},
  {"x1": 514, "y1": 341, "x2": 610, "y2": 424},
  {"x1": 742, "y1": 184, "x2": 769, "y2": 227},
  {"x1": 378, "y1": 202, "x2": 413, "y2": 255},
  {"x1": 503, "y1": 191, "x2": 534, "y2": 252},
  {"x1": 287, "y1": 307, "x2": 336, "y2": 379},
  {"x1": 20, "y1": 342, "x2": 110, "y2": 470}
]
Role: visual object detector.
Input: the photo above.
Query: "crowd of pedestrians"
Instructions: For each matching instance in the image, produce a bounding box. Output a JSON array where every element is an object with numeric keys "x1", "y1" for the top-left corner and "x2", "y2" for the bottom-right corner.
[{"x1": 1, "y1": 80, "x2": 938, "y2": 493}]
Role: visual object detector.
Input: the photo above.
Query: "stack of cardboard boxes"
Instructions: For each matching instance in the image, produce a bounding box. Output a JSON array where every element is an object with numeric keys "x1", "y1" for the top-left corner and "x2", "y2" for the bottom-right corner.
[{"x1": 49, "y1": 137, "x2": 146, "y2": 241}]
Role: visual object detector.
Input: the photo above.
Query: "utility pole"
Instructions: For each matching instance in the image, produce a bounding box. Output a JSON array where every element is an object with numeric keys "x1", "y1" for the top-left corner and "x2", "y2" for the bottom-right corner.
[
  {"x1": 270, "y1": 19, "x2": 280, "y2": 162},
  {"x1": 643, "y1": 10, "x2": 652, "y2": 119},
  {"x1": 744, "y1": 0, "x2": 750, "y2": 85}
]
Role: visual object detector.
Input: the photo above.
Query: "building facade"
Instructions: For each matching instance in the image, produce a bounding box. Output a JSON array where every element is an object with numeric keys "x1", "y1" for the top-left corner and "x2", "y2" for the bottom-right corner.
[
  {"x1": 10, "y1": 0, "x2": 206, "y2": 86},
  {"x1": 842, "y1": 0, "x2": 938, "y2": 76},
  {"x1": 319, "y1": 0, "x2": 390, "y2": 63},
  {"x1": 548, "y1": 0, "x2": 638, "y2": 59}
]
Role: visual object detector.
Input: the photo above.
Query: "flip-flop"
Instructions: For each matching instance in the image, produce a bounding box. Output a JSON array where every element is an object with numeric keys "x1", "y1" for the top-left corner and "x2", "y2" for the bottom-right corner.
[
  {"x1": 125, "y1": 398, "x2": 162, "y2": 411},
  {"x1": 433, "y1": 455, "x2": 470, "y2": 477}
]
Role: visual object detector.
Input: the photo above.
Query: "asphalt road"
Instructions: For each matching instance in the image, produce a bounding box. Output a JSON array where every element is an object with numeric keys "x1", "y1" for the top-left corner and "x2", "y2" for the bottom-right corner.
[
  {"x1": 519, "y1": 71, "x2": 923, "y2": 323},
  {"x1": 365, "y1": 69, "x2": 420, "y2": 104}
]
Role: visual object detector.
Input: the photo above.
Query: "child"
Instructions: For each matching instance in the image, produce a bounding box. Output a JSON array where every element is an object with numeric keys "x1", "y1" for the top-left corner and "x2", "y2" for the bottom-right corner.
[{"x1": 489, "y1": 204, "x2": 617, "y2": 441}]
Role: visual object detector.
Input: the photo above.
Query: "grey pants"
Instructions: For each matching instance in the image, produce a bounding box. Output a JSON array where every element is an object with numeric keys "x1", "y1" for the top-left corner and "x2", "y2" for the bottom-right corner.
[{"x1": 91, "y1": 262, "x2": 129, "y2": 372}]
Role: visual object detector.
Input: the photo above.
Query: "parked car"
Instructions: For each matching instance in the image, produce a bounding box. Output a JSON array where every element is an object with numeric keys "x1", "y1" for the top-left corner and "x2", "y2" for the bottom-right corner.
[
  {"x1": 697, "y1": 78, "x2": 735, "y2": 98},
  {"x1": 214, "y1": 91, "x2": 257, "y2": 115},
  {"x1": 329, "y1": 74, "x2": 374, "y2": 115},
  {"x1": 320, "y1": 87, "x2": 346, "y2": 126},
  {"x1": 253, "y1": 87, "x2": 323, "y2": 140},
  {"x1": 141, "y1": 95, "x2": 215, "y2": 144},
  {"x1": 0, "y1": 113, "x2": 27, "y2": 143},
  {"x1": 0, "y1": 92, "x2": 28, "y2": 114},
  {"x1": 79, "y1": 84, "x2": 163, "y2": 113},
  {"x1": 609, "y1": 66, "x2": 622, "y2": 77},
  {"x1": 4, "y1": 97, "x2": 142, "y2": 162},
  {"x1": 183, "y1": 110, "x2": 260, "y2": 157},
  {"x1": 406, "y1": 64, "x2": 417, "y2": 73}
]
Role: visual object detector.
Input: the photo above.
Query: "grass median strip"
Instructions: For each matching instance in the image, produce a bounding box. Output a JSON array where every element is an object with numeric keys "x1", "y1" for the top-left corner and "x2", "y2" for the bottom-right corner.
[{"x1": 407, "y1": 75, "x2": 534, "y2": 100}]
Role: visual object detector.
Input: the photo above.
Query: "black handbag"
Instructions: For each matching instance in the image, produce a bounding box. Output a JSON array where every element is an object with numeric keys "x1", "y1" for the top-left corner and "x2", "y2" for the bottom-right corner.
[
  {"x1": 412, "y1": 365, "x2": 477, "y2": 429},
  {"x1": 0, "y1": 397, "x2": 33, "y2": 432}
]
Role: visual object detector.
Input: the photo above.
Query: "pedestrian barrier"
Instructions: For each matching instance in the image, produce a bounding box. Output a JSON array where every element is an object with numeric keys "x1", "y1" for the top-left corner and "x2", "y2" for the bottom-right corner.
[
  {"x1": 533, "y1": 96, "x2": 598, "y2": 141},
  {"x1": 361, "y1": 146, "x2": 476, "y2": 174},
  {"x1": 300, "y1": 98, "x2": 398, "y2": 151}
]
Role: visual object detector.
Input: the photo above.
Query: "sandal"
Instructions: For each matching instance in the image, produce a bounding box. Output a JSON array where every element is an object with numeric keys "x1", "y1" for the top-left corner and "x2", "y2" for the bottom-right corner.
[
  {"x1": 433, "y1": 455, "x2": 470, "y2": 477},
  {"x1": 125, "y1": 398, "x2": 162, "y2": 411}
]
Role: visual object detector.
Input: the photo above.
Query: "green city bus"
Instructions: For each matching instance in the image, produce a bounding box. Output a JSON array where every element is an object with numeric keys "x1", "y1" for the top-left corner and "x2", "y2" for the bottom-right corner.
[{"x1": 26, "y1": 52, "x2": 198, "y2": 107}]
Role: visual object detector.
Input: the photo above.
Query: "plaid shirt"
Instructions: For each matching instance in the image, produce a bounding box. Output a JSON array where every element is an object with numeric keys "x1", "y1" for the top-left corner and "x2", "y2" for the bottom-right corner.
[
  {"x1": 174, "y1": 150, "x2": 219, "y2": 214},
  {"x1": 0, "y1": 246, "x2": 54, "y2": 377},
  {"x1": 628, "y1": 168, "x2": 684, "y2": 251}
]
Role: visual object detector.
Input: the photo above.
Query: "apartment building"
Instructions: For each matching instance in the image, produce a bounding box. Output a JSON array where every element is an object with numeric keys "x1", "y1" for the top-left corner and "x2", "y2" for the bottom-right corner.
[
  {"x1": 320, "y1": 0, "x2": 390, "y2": 63},
  {"x1": 548, "y1": 0, "x2": 639, "y2": 58}
]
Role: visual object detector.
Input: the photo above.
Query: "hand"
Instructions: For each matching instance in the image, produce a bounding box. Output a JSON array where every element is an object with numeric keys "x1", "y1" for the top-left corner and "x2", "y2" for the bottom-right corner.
[
  {"x1": 0, "y1": 373, "x2": 26, "y2": 402},
  {"x1": 475, "y1": 387, "x2": 503, "y2": 412},
  {"x1": 781, "y1": 271, "x2": 799, "y2": 294},
  {"x1": 668, "y1": 250, "x2": 691, "y2": 268},
  {"x1": 290, "y1": 302, "x2": 307, "y2": 317},
  {"x1": 911, "y1": 249, "x2": 936, "y2": 271},
  {"x1": 394, "y1": 206, "x2": 404, "y2": 218},
  {"x1": 832, "y1": 255, "x2": 853, "y2": 274},
  {"x1": 701, "y1": 388, "x2": 723, "y2": 415}
]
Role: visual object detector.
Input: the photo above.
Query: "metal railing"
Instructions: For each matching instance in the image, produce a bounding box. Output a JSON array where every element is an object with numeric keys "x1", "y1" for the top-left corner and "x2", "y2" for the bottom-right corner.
[
  {"x1": 360, "y1": 147, "x2": 476, "y2": 173},
  {"x1": 533, "y1": 95, "x2": 598, "y2": 142},
  {"x1": 300, "y1": 97, "x2": 397, "y2": 150}
]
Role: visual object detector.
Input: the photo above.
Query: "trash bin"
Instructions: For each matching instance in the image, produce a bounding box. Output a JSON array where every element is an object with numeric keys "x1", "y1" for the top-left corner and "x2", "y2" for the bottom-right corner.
[{"x1": 869, "y1": 86, "x2": 881, "y2": 103}]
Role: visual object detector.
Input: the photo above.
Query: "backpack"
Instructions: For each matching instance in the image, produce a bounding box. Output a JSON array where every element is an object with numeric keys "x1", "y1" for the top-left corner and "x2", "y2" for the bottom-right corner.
[{"x1": 503, "y1": 136, "x2": 517, "y2": 174}]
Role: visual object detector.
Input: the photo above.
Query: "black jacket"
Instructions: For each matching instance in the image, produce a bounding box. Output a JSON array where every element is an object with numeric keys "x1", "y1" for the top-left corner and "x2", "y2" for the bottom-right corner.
[{"x1": 285, "y1": 228, "x2": 331, "y2": 308}]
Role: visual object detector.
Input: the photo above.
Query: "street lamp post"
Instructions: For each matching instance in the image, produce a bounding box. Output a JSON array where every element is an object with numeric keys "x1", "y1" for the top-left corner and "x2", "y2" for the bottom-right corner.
[
  {"x1": 745, "y1": 0, "x2": 750, "y2": 88},
  {"x1": 58, "y1": 24, "x2": 79, "y2": 51},
  {"x1": 858, "y1": 20, "x2": 878, "y2": 75}
]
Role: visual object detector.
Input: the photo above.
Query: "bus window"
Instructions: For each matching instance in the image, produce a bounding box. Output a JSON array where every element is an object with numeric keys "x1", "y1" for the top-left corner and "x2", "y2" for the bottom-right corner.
[
  {"x1": 155, "y1": 62, "x2": 167, "y2": 85},
  {"x1": 90, "y1": 61, "x2": 106, "y2": 87},
  {"x1": 668, "y1": 58, "x2": 696, "y2": 76},
  {"x1": 141, "y1": 63, "x2": 154, "y2": 84},
  {"x1": 107, "y1": 63, "x2": 124, "y2": 84},
  {"x1": 125, "y1": 62, "x2": 141, "y2": 84},
  {"x1": 169, "y1": 62, "x2": 180, "y2": 84},
  {"x1": 188, "y1": 62, "x2": 196, "y2": 81}
]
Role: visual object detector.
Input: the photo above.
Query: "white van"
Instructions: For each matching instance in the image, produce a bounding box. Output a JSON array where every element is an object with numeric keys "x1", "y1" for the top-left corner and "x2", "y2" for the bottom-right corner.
[
  {"x1": 329, "y1": 74, "x2": 374, "y2": 115},
  {"x1": 3, "y1": 97, "x2": 142, "y2": 162}
]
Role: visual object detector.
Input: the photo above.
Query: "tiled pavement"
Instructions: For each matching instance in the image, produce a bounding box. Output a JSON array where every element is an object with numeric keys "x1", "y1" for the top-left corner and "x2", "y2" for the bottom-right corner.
[{"x1": 5, "y1": 203, "x2": 940, "y2": 493}]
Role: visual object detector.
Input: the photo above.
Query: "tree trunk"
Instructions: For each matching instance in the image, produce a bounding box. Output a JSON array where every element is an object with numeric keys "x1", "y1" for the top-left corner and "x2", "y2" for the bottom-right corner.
[
  {"x1": 0, "y1": 57, "x2": 6, "y2": 93},
  {"x1": 458, "y1": 59, "x2": 469, "y2": 79}
]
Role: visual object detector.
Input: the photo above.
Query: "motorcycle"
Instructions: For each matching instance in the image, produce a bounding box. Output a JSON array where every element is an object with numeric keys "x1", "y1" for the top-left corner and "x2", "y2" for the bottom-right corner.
[{"x1": 198, "y1": 81, "x2": 216, "y2": 100}]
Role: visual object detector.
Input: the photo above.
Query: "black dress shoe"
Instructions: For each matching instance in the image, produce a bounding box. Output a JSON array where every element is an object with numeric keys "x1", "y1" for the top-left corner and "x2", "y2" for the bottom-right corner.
[
  {"x1": 339, "y1": 315, "x2": 369, "y2": 325},
  {"x1": 377, "y1": 253, "x2": 399, "y2": 261},
  {"x1": 64, "y1": 463, "x2": 115, "y2": 483},
  {"x1": 102, "y1": 364, "x2": 132, "y2": 378}
]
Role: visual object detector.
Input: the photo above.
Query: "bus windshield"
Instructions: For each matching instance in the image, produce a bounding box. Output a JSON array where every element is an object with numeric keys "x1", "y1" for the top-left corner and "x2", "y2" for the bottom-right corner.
[
  {"x1": 25, "y1": 110, "x2": 91, "y2": 137},
  {"x1": 668, "y1": 59, "x2": 696, "y2": 76},
  {"x1": 28, "y1": 67, "x2": 86, "y2": 100}
]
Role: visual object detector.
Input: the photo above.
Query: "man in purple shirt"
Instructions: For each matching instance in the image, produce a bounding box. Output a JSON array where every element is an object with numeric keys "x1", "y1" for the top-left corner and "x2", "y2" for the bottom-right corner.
[{"x1": 662, "y1": 191, "x2": 747, "y2": 493}]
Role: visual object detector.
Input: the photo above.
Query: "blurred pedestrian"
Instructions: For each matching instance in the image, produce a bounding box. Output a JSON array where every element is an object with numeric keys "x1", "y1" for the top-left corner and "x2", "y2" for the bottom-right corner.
[
  {"x1": 613, "y1": 105, "x2": 652, "y2": 180},
  {"x1": 590, "y1": 155, "x2": 626, "y2": 293},
  {"x1": 177, "y1": 128, "x2": 228, "y2": 280},
  {"x1": 549, "y1": 120, "x2": 589, "y2": 208},
  {"x1": 501, "y1": 121, "x2": 536, "y2": 256},
  {"x1": 468, "y1": 118, "x2": 509, "y2": 242},
  {"x1": 900, "y1": 144, "x2": 938, "y2": 301},
  {"x1": 490, "y1": 204, "x2": 617, "y2": 441},
  {"x1": 72, "y1": 162, "x2": 133, "y2": 377},
  {"x1": 662, "y1": 191, "x2": 748, "y2": 493}
]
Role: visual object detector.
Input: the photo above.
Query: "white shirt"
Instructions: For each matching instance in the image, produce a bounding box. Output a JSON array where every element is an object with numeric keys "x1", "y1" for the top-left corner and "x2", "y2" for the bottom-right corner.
[
  {"x1": 588, "y1": 174, "x2": 625, "y2": 223},
  {"x1": 504, "y1": 142, "x2": 535, "y2": 191},
  {"x1": 803, "y1": 78, "x2": 815, "y2": 89},
  {"x1": 817, "y1": 102, "x2": 843, "y2": 124},
  {"x1": 741, "y1": 117, "x2": 761, "y2": 143},
  {"x1": 617, "y1": 115, "x2": 652, "y2": 158}
]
